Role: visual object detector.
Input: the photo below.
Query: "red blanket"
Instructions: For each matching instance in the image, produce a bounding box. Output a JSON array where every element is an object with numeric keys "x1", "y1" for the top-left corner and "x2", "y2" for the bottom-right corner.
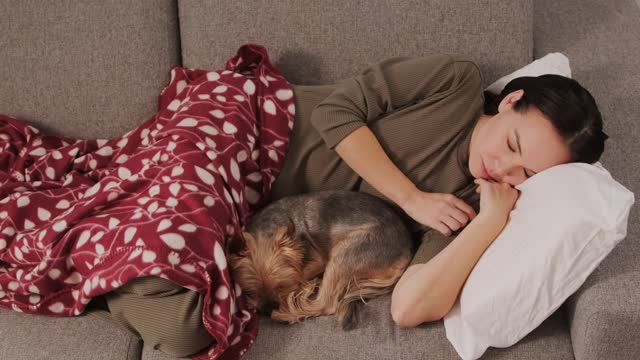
[{"x1": 0, "y1": 44, "x2": 294, "y2": 360}]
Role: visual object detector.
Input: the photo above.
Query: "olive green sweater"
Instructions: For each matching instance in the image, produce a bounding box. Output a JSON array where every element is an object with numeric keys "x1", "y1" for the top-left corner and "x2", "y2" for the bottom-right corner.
[{"x1": 270, "y1": 54, "x2": 484, "y2": 233}]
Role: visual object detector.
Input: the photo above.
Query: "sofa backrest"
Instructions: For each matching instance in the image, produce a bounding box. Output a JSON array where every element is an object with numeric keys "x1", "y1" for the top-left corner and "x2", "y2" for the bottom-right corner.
[
  {"x1": 0, "y1": 0, "x2": 533, "y2": 138},
  {"x1": 179, "y1": 0, "x2": 533, "y2": 86},
  {"x1": 0, "y1": 0, "x2": 180, "y2": 139}
]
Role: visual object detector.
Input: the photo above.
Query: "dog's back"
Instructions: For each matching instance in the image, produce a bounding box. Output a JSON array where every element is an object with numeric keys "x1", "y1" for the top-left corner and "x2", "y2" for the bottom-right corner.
[{"x1": 246, "y1": 190, "x2": 414, "y2": 257}]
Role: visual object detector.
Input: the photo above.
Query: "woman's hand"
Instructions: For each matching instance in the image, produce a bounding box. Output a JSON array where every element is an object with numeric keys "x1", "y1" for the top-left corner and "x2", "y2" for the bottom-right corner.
[
  {"x1": 401, "y1": 190, "x2": 477, "y2": 236},
  {"x1": 473, "y1": 178, "x2": 520, "y2": 226}
]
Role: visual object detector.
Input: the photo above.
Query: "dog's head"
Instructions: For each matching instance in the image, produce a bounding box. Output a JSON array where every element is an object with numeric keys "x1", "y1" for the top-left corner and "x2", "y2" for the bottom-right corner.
[{"x1": 226, "y1": 220, "x2": 305, "y2": 314}]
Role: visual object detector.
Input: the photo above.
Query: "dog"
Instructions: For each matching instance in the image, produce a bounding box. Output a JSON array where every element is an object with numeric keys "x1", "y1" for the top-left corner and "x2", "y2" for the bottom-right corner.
[{"x1": 226, "y1": 190, "x2": 415, "y2": 330}]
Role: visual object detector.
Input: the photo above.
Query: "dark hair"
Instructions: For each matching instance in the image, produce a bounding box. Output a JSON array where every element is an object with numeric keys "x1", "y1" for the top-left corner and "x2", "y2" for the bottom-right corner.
[{"x1": 483, "y1": 74, "x2": 608, "y2": 164}]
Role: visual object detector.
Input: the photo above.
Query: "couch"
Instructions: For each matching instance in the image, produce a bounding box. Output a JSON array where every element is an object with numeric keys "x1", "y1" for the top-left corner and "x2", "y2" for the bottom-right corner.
[{"x1": 0, "y1": 0, "x2": 638, "y2": 359}]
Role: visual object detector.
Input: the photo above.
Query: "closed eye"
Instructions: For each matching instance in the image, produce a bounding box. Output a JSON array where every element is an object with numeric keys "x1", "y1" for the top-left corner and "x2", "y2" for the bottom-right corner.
[{"x1": 508, "y1": 139, "x2": 531, "y2": 179}]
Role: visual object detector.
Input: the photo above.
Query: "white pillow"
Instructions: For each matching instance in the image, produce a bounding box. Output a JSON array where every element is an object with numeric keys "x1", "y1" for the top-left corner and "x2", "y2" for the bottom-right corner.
[
  {"x1": 443, "y1": 161, "x2": 635, "y2": 360},
  {"x1": 484, "y1": 52, "x2": 571, "y2": 94}
]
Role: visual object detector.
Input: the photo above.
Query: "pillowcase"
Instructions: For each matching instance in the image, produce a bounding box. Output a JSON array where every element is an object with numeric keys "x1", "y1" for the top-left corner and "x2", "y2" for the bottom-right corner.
[
  {"x1": 443, "y1": 161, "x2": 635, "y2": 360},
  {"x1": 484, "y1": 52, "x2": 571, "y2": 94}
]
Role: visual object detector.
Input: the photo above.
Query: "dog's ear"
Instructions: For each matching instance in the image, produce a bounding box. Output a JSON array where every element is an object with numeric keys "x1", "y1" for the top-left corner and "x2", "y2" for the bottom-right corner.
[
  {"x1": 226, "y1": 232, "x2": 251, "y2": 255},
  {"x1": 271, "y1": 217, "x2": 297, "y2": 248}
]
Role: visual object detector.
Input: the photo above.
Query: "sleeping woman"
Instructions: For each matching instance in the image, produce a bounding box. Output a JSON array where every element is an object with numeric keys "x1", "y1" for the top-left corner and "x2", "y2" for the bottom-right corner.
[
  {"x1": 91, "y1": 53, "x2": 607, "y2": 356},
  {"x1": 267, "y1": 54, "x2": 606, "y2": 327}
]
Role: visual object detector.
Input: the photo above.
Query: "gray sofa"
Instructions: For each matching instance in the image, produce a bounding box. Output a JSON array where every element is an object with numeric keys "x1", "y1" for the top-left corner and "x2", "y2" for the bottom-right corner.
[{"x1": 0, "y1": 0, "x2": 638, "y2": 359}]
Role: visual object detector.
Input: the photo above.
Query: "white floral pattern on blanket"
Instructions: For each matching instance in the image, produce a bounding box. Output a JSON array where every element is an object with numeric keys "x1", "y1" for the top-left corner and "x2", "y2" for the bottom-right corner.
[{"x1": 0, "y1": 44, "x2": 295, "y2": 360}]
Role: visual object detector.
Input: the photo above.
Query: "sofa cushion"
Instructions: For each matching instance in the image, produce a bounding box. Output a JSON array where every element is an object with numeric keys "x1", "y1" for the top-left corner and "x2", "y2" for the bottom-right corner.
[
  {"x1": 0, "y1": 308, "x2": 141, "y2": 360},
  {"x1": 178, "y1": 0, "x2": 533, "y2": 86},
  {"x1": 0, "y1": 0, "x2": 180, "y2": 139},
  {"x1": 139, "y1": 297, "x2": 572, "y2": 360},
  {"x1": 237, "y1": 297, "x2": 572, "y2": 359}
]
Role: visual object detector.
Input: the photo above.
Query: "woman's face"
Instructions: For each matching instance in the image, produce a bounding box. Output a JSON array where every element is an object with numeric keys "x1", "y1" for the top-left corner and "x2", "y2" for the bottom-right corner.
[{"x1": 469, "y1": 89, "x2": 571, "y2": 187}]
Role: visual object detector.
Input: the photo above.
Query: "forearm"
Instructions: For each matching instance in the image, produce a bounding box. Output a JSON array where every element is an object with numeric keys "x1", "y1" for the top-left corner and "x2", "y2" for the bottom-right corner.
[
  {"x1": 334, "y1": 125, "x2": 417, "y2": 207},
  {"x1": 391, "y1": 214, "x2": 506, "y2": 327}
]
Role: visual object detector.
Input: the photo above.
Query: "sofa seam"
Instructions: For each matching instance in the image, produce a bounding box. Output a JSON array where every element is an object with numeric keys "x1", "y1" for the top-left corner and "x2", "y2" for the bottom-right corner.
[
  {"x1": 529, "y1": 0, "x2": 535, "y2": 61},
  {"x1": 175, "y1": 0, "x2": 184, "y2": 67}
]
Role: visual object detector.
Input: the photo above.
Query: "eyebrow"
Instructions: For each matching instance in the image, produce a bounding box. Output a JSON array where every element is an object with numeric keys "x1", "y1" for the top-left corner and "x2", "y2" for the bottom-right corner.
[{"x1": 514, "y1": 128, "x2": 538, "y2": 176}]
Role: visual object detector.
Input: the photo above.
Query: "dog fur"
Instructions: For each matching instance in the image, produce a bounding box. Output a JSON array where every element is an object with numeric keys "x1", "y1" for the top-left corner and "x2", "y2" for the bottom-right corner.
[{"x1": 226, "y1": 190, "x2": 415, "y2": 330}]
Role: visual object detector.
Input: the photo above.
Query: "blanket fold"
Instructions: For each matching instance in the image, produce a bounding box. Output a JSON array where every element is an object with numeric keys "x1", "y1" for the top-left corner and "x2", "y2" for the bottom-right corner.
[{"x1": 0, "y1": 43, "x2": 295, "y2": 360}]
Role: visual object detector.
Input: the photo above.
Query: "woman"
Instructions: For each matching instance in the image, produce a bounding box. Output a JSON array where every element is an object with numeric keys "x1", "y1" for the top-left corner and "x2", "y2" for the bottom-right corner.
[
  {"x1": 89, "y1": 53, "x2": 607, "y2": 355},
  {"x1": 268, "y1": 54, "x2": 607, "y2": 328}
]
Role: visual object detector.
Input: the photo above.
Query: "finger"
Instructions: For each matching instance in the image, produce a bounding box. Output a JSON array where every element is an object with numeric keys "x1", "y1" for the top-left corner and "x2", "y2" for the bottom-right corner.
[
  {"x1": 453, "y1": 197, "x2": 477, "y2": 219},
  {"x1": 449, "y1": 207, "x2": 471, "y2": 225},
  {"x1": 434, "y1": 223, "x2": 452, "y2": 237},
  {"x1": 441, "y1": 215, "x2": 462, "y2": 232},
  {"x1": 474, "y1": 178, "x2": 487, "y2": 185}
]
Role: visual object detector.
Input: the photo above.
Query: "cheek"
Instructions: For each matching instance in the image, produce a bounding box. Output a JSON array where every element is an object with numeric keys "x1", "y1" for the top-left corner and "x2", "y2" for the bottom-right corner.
[
  {"x1": 483, "y1": 134, "x2": 503, "y2": 151},
  {"x1": 484, "y1": 136, "x2": 511, "y2": 161},
  {"x1": 473, "y1": 140, "x2": 493, "y2": 165}
]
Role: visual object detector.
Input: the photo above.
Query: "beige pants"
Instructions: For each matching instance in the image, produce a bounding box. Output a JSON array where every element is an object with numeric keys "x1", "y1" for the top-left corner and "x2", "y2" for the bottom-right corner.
[{"x1": 85, "y1": 276, "x2": 215, "y2": 358}]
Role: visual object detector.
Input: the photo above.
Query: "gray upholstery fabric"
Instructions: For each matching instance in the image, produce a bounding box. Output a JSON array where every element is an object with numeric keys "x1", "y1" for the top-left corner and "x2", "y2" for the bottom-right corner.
[
  {"x1": 141, "y1": 302, "x2": 573, "y2": 360},
  {"x1": 533, "y1": 1, "x2": 640, "y2": 359},
  {"x1": 0, "y1": 0, "x2": 638, "y2": 359},
  {"x1": 141, "y1": 345, "x2": 189, "y2": 360},
  {"x1": 246, "y1": 304, "x2": 572, "y2": 360},
  {"x1": 0, "y1": 308, "x2": 141, "y2": 360},
  {"x1": 0, "y1": 0, "x2": 180, "y2": 140},
  {"x1": 178, "y1": 0, "x2": 533, "y2": 87}
]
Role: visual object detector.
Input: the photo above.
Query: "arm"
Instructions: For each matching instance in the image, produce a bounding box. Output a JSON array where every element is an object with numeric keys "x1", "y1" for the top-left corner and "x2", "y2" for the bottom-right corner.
[
  {"x1": 334, "y1": 103, "x2": 477, "y2": 235},
  {"x1": 310, "y1": 54, "x2": 478, "y2": 149},
  {"x1": 334, "y1": 126, "x2": 418, "y2": 207},
  {"x1": 390, "y1": 214, "x2": 506, "y2": 327},
  {"x1": 311, "y1": 54, "x2": 479, "y2": 206}
]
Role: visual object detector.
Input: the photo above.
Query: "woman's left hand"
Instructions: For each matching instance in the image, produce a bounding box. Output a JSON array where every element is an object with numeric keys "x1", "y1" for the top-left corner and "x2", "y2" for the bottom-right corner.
[{"x1": 473, "y1": 178, "x2": 519, "y2": 225}]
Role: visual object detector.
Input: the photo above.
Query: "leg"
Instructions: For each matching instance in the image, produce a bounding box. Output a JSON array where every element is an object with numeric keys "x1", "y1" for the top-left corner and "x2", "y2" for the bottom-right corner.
[
  {"x1": 302, "y1": 247, "x2": 327, "y2": 281},
  {"x1": 98, "y1": 276, "x2": 215, "y2": 358}
]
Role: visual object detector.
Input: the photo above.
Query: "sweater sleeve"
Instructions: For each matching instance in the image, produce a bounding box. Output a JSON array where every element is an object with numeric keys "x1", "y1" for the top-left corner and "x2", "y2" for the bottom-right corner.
[{"x1": 310, "y1": 54, "x2": 482, "y2": 149}]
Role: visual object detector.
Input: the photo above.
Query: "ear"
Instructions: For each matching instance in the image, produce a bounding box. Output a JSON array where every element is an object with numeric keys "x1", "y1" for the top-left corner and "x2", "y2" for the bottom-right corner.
[
  {"x1": 271, "y1": 217, "x2": 297, "y2": 248},
  {"x1": 498, "y1": 89, "x2": 525, "y2": 113},
  {"x1": 226, "y1": 232, "x2": 251, "y2": 255}
]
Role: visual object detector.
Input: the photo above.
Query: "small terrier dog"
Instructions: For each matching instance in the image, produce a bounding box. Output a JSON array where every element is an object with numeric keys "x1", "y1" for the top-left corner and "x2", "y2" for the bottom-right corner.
[{"x1": 226, "y1": 190, "x2": 415, "y2": 330}]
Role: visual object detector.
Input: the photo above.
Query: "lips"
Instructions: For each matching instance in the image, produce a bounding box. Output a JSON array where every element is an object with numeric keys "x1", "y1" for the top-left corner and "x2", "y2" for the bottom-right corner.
[{"x1": 481, "y1": 160, "x2": 495, "y2": 181}]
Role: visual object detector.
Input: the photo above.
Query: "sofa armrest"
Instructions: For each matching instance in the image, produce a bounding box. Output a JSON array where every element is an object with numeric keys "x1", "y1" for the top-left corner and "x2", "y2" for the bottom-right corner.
[{"x1": 564, "y1": 269, "x2": 640, "y2": 360}]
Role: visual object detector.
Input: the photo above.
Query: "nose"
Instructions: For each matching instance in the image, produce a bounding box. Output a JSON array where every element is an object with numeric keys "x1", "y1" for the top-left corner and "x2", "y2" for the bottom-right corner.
[
  {"x1": 263, "y1": 300, "x2": 278, "y2": 314},
  {"x1": 492, "y1": 159, "x2": 521, "y2": 185},
  {"x1": 495, "y1": 166, "x2": 529, "y2": 186}
]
